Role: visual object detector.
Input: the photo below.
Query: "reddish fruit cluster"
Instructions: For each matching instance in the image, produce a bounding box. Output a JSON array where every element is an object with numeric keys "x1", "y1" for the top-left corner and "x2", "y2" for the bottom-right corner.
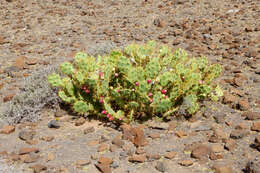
[
  {"x1": 82, "y1": 86, "x2": 90, "y2": 94},
  {"x1": 161, "y1": 89, "x2": 167, "y2": 94},
  {"x1": 147, "y1": 79, "x2": 152, "y2": 84},
  {"x1": 99, "y1": 96, "x2": 104, "y2": 104}
]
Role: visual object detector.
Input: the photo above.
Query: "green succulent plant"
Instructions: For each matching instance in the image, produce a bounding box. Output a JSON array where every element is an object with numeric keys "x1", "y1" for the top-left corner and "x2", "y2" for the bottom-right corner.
[{"x1": 48, "y1": 40, "x2": 223, "y2": 123}]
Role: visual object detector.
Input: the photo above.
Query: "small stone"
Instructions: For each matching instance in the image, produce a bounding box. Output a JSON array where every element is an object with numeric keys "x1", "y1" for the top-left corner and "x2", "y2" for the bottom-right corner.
[
  {"x1": 243, "y1": 111, "x2": 260, "y2": 120},
  {"x1": 21, "y1": 153, "x2": 39, "y2": 163},
  {"x1": 147, "y1": 153, "x2": 161, "y2": 161},
  {"x1": 19, "y1": 130, "x2": 35, "y2": 141},
  {"x1": 251, "y1": 122, "x2": 260, "y2": 132},
  {"x1": 168, "y1": 121, "x2": 177, "y2": 131},
  {"x1": 224, "y1": 139, "x2": 236, "y2": 151},
  {"x1": 83, "y1": 127, "x2": 95, "y2": 134},
  {"x1": 254, "y1": 135, "x2": 260, "y2": 151},
  {"x1": 26, "y1": 58, "x2": 38, "y2": 65},
  {"x1": 110, "y1": 161, "x2": 119, "y2": 168},
  {"x1": 230, "y1": 129, "x2": 248, "y2": 139},
  {"x1": 245, "y1": 160, "x2": 260, "y2": 173},
  {"x1": 128, "y1": 154, "x2": 146, "y2": 163},
  {"x1": 75, "y1": 117, "x2": 86, "y2": 126},
  {"x1": 110, "y1": 145, "x2": 118, "y2": 152},
  {"x1": 14, "y1": 56, "x2": 26, "y2": 69},
  {"x1": 132, "y1": 127, "x2": 147, "y2": 147},
  {"x1": 76, "y1": 160, "x2": 91, "y2": 168},
  {"x1": 136, "y1": 147, "x2": 145, "y2": 154},
  {"x1": 164, "y1": 151, "x2": 177, "y2": 159},
  {"x1": 112, "y1": 135, "x2": 124, "y2": 147},
  {"x1": 0, "y1": 125, "x2": 15, "y2": 134},
  {"x1": 46, "y1": 152, "x2": 55, "y2": 162},
  {"x1": 149, "y1": 133, "x2": 160, "y2": 139},
  {"x1": 48, "y1": 120, "x2": 60, "y2": 128},
  {"x1": 19, "y1": 147, "x2": 39, "y2": 155},
  {"x1": 26, "y1": 139, "x2": 38, "y2": 145},
  {"x1": 238, "y1": 99, "x2": 250, "y2": 111},
  {"x1": 175, "y1": 130, "x2": 187, "y2": 138},
  {"x1": 211, "y1": 144, "x2": 224, "y2": 153},
  {"x1": 155, "y1": 161, "x2": 168, "y2": 172},
  {"x1": 40, "y1": 136, "x2": 54, "y2": 142},
  {"x1": 98, "y1": 143, "x2": 108, "y2": 152},
  {"x1": 88, "y1": 140, "x2": 99, "y2": 146},
  {"x1": 148, "y1": 121, "x2": 169, "y2": 130},
  {"x1": 212, "y1": 164, "x2": 233, "y2": 173},
  {"x1": 96, "y1": 163, "x2": 111, "y2": 173},
  {"x1": 29, "y1": 164, "x2": 47, "y2": 173},
  {"x1": 54, "y1": 109, "x2": 66, "y2": 117},
  {"x1": 8, "y1": 153, "x2": 20, "y2": 161},
  {"x1": 191, "y1": 144, "x2": 211, "y2": 160},
  {"x1": 91, "y1": 154, "x2": 99, "y2": 160},
  {"x1": 154, "y1": 18, "x2": 166, "y2": 28},
  {"x1": 210, "y1": 153, "x2": 224, "y2": 160},
  {"x1": 98, "y1": 157, "x2": 113, "y2": 165},
  {"x1": 3, "y1": 93, "x2": 16, "y2": 102},
  {"x1": 178, "y1": 160, "x2": 193, "y2": 166}
]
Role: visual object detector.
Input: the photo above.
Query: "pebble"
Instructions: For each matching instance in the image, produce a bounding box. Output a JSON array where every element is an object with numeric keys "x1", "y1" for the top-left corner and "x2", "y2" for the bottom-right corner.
[
  {"x1": 48, "y1": 120, "x2": 60, "y2": 129},
  {"x1": 0, "y1": 125, "x2": 15, "y2": 134},
  {"x1": 155, "y1": 161, "x2": 168, "y2": 172}
]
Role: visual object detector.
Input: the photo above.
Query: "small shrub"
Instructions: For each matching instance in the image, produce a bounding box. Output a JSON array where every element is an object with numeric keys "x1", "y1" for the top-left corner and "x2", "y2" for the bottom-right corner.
[{"x1": 48, "y1": 40, "x2": 223, "y2": 123}]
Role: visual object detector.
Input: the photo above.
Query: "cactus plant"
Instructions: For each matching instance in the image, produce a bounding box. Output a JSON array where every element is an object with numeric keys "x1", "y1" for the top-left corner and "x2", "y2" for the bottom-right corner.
[{"x1": 48, "y1": 40, "x2": 223, "y2": 123}]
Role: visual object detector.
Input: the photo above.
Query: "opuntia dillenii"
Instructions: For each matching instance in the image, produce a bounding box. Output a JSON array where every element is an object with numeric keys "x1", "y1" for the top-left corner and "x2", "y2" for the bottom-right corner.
[
  {"x1": 99, "y1": 72, "x2": 104, "y2": 78},
  {"x1": 135, "y1": 82, "x2": 139, "y2": 86},
  {"x1": 199, "y1": 80, "x2": 203, "y2": 84},
  {"x1": 84, "y1": 89, "x2": 90, "y2": 94},
  {"x1": 164, "y1": 95, "x2": 168, "y2": 99},
  {"x1": 149, "y1": 99, "x2": 153, "y2": 103},
  {"x1": 106, "y1": 114, "x2": 110, "y2": 118},
  {"x1": 102, "y1": 110, "x2": 107, "y2": 114},
  {"x1": 148, "y1": 93, "x2": 153, "y2": 97},
  {"x1": 119, "y1": 117, "x2": 122, "y2": 121},
  {"x1": 181, "y1": 76, "x2": 185, "y2": 82},
  {"x1": 117, "y1": 89, "x2": 120, "y2": 93},
  {"x1": 109, "y1": 116, "x2": 113, "y2": 121},
  {"x1": 161, "y1": 89, "x2": 167, "y2": 94},
  {"x1": 147, "y1": 79, "x2": 152, "y2": 84},
  {"x1": 114, "y1": 73, "x2": 119, "y2": 77},
  {"x1": 99, "y1": 99, "x2": 104, "y2": 104}
]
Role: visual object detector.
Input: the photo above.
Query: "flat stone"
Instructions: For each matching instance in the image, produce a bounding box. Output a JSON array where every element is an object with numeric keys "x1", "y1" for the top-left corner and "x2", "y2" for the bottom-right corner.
[
  {"x1": 96, "y1": 163, "x2": 111, "y2": 173},
  {"x1": 29, "y1": 164, "x2": 47, "y2": 173},
  {"x1": 98, "y1": 156, "x2": 113, "y2": 165},
  {"x1": 128, "y1": 154, "x2": 146, "y2": 163},
  {"x1": 224, "y1": 139, "x2": 236, "y2": 151},
  {"x1": 84, "y1": 127, "x2": 95, "y2": 134},
  {"x1": 149, "y1": 133, "x2": 160, "y2": 139},
  {"x1": 210, "y1": 153, "x2": 224, "y2": 160},
  {"x1": 40, "y1": 136, "x2": 54, "y2": 142},
  {"x1": 191, "y1": 144, "x2": 211, "y2": 160},
  {"x1": 112, "y1": 135, "x2": 124, "y2": 147},
  {"x1": 3, "y1": 93, "x2": 16, "y2": 102},
  {"x1": 243, "y1": 111, "x2": 260, "y2": 120},
  {"x1": 98, "y1": 143, "x2": 108, "y2": 152},
  {"x1": 46, "y1": 152, "x2": 55, "y2": 162},
  {"x1": 230, "y1": 129, "x2": 248, "y2": 139},
  {"x1": 212, "y1": 164, "x2": 233, "y2": 173},
  {"x1": 21, "y1": 153, "x2": 39, "y2": 163},
  {"x1": 147, "y1": 153, "x2": 161, "y2": 161},
  {"x1": 19, "y1": 130, "x2": 35, "y2": 141},
  {"x1": 179, "y1": 160, "x2": 193, "y2": 166},
  {"x1": 0, "y1": 125, "x2": 15, "y2": 134},
  {"x1": 175, "y1": 130, "x2": 187, "y2": 138},
  {"x1": 75, "y1": 160, "x2": 91, "y2": 168},
  {"x1": 211, "y1": 144, "x2": 224, "y2": 153},
  {"x1": 88, "y1": 140, "x2": 99, "y2": 146},
  {"x1": 19, "y1": 147, "x2": 39, "y2": 155},
  {"x1": 147, "y1": 121, "x2": 169, "y2": 130},
  {"x1": 251, "y1": 122, "x2": 260, "y2": 132},
  {"x1": 132, "y1": 127, "x2": 147, "y2": 147},
  {"x1": 136, "y1": 147, "x2": 145, "y2": 154},
  {"x1": 75, "y1": 117, "x2": 86, "y2": 126},
  {"x1": 26, "y1": 58, "x2": 38, "y2": 65},
  {"x1": 8, "y1": 153, "x2": 20, "y2": 161},
  {"x1": 164, "y1": 151, "x2": 177, "y2": 159}
]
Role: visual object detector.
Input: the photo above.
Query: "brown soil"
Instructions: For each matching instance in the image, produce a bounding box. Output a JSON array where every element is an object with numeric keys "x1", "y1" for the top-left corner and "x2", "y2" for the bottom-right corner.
[{"x1": 0, "y1": 0, "x2": 260, "y2": 172}]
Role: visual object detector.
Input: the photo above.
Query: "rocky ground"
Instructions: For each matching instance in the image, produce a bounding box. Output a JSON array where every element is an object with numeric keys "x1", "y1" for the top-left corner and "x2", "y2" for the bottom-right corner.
[{"x1": 0, "y1": 0, "x2": 260, "y2": 172}]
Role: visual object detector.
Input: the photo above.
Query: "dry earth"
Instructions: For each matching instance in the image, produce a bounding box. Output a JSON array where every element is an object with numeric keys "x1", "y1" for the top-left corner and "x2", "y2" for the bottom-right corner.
[{"x1": 0, "y1": 0, "x2": 260, "y2": 173}]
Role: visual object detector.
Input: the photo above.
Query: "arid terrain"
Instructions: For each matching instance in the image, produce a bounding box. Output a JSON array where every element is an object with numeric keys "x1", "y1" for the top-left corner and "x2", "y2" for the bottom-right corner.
[{"x1": 0, "y1": 0, "x2": 259, "y2": 172}]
